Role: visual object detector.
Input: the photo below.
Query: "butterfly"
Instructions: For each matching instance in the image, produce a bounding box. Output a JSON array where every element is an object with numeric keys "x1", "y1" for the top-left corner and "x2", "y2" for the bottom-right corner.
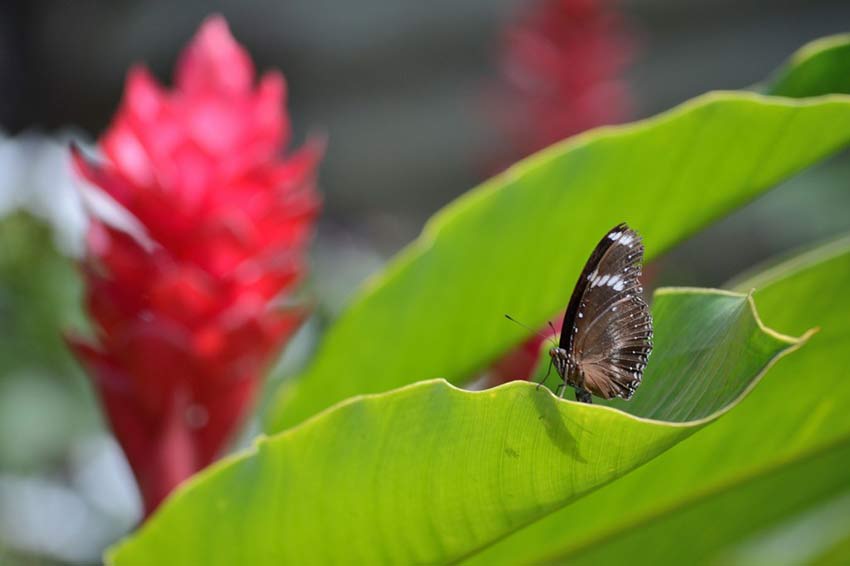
[{"x1": 545, "y1": 223, "x2": 653, "y2": 403}]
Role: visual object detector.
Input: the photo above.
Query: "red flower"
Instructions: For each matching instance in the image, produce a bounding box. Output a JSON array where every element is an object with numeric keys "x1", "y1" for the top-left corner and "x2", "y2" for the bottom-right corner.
[
  {"x1": 490, "y1": 315, "x2": 564, "y2": 386},
  {"x1": 497, "y1": 0, "x2": 635, "y2": 158},
  {"x1": 488, "y1": 0, "x2": 635, "y2": 384},
  {"x1": 69, "y1": 15, "x2": 321, "y2": 516}
]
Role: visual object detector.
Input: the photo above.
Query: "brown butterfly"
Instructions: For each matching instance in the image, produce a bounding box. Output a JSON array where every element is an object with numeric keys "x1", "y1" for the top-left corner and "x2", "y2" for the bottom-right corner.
[{"x1": 546, "y1": 223, "x2": 653, "y2": 403}]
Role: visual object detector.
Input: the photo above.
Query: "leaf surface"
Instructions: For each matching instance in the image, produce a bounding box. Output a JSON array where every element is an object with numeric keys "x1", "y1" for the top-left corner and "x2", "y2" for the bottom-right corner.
[
  {"x1": 268, "y1": 88, "x2": 850, "y2": 433},
  {"x1": 108, "y1": 288, "x2": 802, "y2": 565},
  {"x1": 464, "y1": 237, "x2": 850, "y2": 565}
]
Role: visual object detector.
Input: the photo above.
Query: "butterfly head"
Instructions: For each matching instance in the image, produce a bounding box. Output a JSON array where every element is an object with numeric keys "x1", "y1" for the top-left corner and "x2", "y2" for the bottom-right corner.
[{"x1": 548, "y1": 346, "x2": 571, "y2": 379}]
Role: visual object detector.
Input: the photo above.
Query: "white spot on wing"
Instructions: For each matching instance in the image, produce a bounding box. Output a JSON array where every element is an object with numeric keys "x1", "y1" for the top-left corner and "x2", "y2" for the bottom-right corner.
[{"x1": 608, "y1": 232, "x2": 621, "y2": 241}]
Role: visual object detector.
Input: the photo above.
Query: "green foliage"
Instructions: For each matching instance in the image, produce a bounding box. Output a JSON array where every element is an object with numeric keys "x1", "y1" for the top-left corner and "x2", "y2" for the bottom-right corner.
[
  {"x1": 0, "y1": 214, "x2": 85, "y2": 375},
  {"x1": 107, "y1": 287, "x2": 802, "y2": 565},
  {"x1": 108, "y1": 34, "x2": 850, "y2": 565},
  {"x1": 464, "y1": 238, "x2": 850, "y2": 565},
  {"x1": 767, "y1": 33, "x2": 850, "y2": 98},
  {"x1": 267, "y1": 88, "x2": 850, "y2": 434},
  {"x1": 0, "y1": 214, "x2": 92, "y2": 471}
]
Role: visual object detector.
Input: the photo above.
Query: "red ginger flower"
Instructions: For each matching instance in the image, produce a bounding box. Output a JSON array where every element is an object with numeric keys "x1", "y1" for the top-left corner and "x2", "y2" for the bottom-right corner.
[
  {"x1": 488, "y1": 0, "x2": 635, "y2": 384},
  {"x1": 498, "y1": 0, "x2": 634, "y2": 158},
  {"x1": 70, "y1": 15, "x2": 321, "y2": 516}
]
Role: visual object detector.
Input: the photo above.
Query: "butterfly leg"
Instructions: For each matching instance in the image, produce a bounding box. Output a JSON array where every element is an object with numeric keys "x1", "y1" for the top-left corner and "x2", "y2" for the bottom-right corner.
[
  {"x1": 575, "y1": 389, "x2": 593, "y2": 404},
  {"x1": 535, "y1": 358, "x2": 554, "y2": 391},
  {"x1": 555, "y1": 382, "x2": 567, "y2": 398}
]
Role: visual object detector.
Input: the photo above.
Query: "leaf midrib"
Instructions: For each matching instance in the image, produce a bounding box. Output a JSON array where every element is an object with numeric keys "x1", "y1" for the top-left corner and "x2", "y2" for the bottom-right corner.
[{"x1": 519, "y1": 429, "x2": 850, "y2": 564}]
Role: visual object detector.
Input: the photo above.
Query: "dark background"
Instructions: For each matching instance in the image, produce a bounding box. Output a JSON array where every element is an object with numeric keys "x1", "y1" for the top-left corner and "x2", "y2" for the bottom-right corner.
[{"x1": 2, "y1": 0, "x2": 850, "y2": 251}]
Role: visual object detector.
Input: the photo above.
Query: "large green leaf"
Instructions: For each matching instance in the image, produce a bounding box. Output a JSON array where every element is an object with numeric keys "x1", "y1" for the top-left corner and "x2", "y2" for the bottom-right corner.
[
  {"x1": 107, "y1": 287, "x2": 804, "y2": 565},
  {"x1": 463, "y1": 237, "x2": 850, "y2": 565},
  {"x1": 767, "y1": 33, "x2": 850, "y2": 98},
  {"x1": 268, "y1": 78, "x2": 850, "y2": 434}
]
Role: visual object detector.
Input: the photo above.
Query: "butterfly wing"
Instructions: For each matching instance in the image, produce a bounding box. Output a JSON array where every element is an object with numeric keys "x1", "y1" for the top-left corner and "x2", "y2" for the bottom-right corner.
[{"x1": 561, "y1": 223, "x2": 652, "y2": 400}]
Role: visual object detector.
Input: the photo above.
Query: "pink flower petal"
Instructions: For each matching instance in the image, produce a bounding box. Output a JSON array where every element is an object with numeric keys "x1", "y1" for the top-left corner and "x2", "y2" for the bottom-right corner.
[{"x1": 175, "y1": 14, "x2": 254, "y2": 96}]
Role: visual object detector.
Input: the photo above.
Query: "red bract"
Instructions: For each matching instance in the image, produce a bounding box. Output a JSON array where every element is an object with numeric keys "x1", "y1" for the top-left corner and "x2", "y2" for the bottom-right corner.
[
  {"x1": 489, "y1": 314, "x2": 564, "y2": 386},
  {"x1": 69, "y1": 15, "x2": 321, "y2": 516},
  {"x1": 498, "y1": 0, "x2": 635, "y2": 157},
  {"x1": 488, "y1": 0, "x2": 635, "y2": 384}
]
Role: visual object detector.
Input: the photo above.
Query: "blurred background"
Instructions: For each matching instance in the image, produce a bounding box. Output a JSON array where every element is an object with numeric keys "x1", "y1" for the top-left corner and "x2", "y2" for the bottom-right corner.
[{"x1": 1, "y1": 0, "x2": 850, "y2": 563}]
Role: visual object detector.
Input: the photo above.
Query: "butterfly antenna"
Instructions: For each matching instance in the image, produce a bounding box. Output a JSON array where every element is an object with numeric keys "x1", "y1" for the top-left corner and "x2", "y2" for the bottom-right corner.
[
  {"x1": 504, "y1": 314, "x2": 553, "y2": 341},
  {"x1": 547, "y1": 320, "x2": 560, "y2": 348}
]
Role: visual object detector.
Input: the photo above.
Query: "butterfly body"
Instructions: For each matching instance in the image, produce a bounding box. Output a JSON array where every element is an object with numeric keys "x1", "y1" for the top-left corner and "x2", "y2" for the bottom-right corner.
[{"x1": 548, "y1": 223, "x2": 653, "y2": 403}]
